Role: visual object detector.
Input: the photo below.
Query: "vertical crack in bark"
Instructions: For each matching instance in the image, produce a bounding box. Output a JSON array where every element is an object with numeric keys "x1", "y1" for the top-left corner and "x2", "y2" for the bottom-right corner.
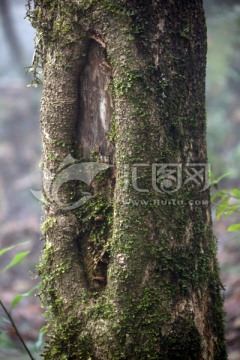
[
  {"x1": 78, "y1": 40, "x2": 115, "y2": 163},
  {"x1": 77, "y1": 40, "x2": 115, "y2": 291}
]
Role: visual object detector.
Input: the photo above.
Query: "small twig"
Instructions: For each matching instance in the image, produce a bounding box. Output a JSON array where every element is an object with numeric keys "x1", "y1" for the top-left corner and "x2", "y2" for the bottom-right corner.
[{"x1": 0, "y1": 298, "x2": 35, "y2": 360}]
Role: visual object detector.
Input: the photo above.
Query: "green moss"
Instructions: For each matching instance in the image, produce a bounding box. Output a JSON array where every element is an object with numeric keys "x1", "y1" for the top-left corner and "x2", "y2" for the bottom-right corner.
[
  {"x1": 43, "y1": 315, "x2": 93, "y2": 359},
  {"x1": 41, "y1": 216, "x2": 56, "y2": 234},
  {"x1": 88, "y1": 146, "x2": 101, "y2": 162},
  {"x1": 107, "y1": 112, "x2": 117, "y2": 144},
  {"x1": 179, "y1": 27, "x2": 192, "y2": 40},
  {"x1": 73, "y1": 162, "x2": 114, "y2": 291},
  {"x1": 47, "y1": 151, "x2": 57, "y2": 161},
  {"x1": 208, "y1": 263, "x2": 227, "y2": 359}
]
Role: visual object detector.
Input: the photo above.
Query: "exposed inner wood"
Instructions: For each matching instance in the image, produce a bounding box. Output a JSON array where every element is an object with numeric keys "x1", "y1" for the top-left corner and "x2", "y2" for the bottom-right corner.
[
  {"x1": 77, "y1": 40, "x2": 115, "y2": 291},
  {"x1": 78, "y1": 40, "x2": 114, "y2": 163}
]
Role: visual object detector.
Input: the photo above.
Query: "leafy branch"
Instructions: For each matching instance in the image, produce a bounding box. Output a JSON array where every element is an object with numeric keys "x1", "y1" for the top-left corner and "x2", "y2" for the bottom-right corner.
[
  {"x1": 210, "y1": 172, "x2": 240, "y2": 231},
  {"x1": 0, "y1": 241, "x2": 39, "y2": 359},
  {"x1": 0, "y1": 298, "x2": 35, "y2": 360}
]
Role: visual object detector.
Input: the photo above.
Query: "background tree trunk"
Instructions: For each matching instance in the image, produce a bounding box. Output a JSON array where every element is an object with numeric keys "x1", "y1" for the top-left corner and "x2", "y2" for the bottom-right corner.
[{"x1": 29, "y1": 0, "x2": 227, "y2": 358}]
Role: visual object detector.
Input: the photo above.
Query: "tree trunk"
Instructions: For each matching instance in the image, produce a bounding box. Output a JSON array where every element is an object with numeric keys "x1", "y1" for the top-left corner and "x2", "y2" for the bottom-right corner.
[{"x1": 29, "y1": 0, "x2": 227, "y2": 359}]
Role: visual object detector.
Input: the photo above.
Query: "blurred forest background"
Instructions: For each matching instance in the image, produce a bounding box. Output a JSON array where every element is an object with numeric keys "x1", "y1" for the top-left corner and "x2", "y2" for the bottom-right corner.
[{"x1": 0, "y1": 0, "x2": 239, "y2": 359}]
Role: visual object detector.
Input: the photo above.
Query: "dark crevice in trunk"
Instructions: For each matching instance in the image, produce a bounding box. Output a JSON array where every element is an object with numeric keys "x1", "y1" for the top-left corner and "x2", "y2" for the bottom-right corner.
[
  {"x1": 76, "y1": 39, "x2": 115, "y2": 292},
  {"x1": 77, "y1": 40, "x2": 115, "y2": 163}
]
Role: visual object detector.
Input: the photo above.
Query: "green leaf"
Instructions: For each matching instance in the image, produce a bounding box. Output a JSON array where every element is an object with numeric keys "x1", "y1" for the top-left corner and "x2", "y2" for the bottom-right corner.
[
  {"x1": 231, "y1": 189, "x2": 240, "y2": 199},
  {"x1": 0, "y1": 241, "x2": 30, "y2": 257},
  {"x1": 1, "y1": 251, "x2": 30, "y2": 273},
  {"x1": 227, "y1": 224, "x2": 240, "y2": 232},
  {"x1": 212, "y1": 172, "x2": 233, "y2": 186},
  {"x1": 216, "y1": 197, "x2": 229, "y2": 220},
  {"x1": 40, "y1": 326, "x2": 47, "y2": 334},
  {"x1": 0, "y1": 245, "x2": 15, "y2": 256},
  {"x1": 211, "y1": 190, "x2": 227, "y2": 203},
  {"x1": 224, "y1": 205, "x2": 240, "y2": 217},
  {"x1": 10, "y1": 285, "x2": 39, "y2": 309},
  {"x1": 209, "y1": 170, "x2": 215, "y2": 184}
]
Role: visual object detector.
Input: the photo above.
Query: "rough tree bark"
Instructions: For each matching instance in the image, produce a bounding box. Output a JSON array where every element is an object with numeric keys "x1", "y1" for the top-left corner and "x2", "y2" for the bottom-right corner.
[{"x1": 29, "y1": 0, "x2": 227, "y2": 359}]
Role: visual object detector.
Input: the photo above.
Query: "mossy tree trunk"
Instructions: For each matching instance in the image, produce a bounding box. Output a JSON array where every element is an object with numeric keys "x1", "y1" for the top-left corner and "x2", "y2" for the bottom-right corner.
[{"x1": 29, "y1": 0, "x2": 227, "y2": 359}]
